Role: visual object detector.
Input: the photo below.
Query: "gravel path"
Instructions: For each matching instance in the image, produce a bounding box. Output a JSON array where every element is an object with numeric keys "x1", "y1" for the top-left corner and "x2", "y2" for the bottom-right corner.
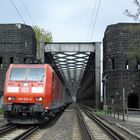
[{"x1": 40, "y1": 104, "x2": 81, "y2": 140}]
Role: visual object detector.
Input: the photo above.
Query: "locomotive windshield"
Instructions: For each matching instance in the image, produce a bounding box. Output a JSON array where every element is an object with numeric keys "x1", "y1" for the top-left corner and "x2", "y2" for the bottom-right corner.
[
  {"x1": 27, "y1": 68, "x2": 44, "y2": 81},
  {"x1": 9, "y1": 68, "x2": 45, "y2": 81},
  {"x1": 9, "y1": 68, "x2": 26, "y2": 81}
]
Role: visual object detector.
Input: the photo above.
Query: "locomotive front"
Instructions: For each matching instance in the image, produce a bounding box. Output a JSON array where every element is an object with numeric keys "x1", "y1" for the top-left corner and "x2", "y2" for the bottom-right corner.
[{"x1": 3, "y1": 64, "x2": 47, "y2": 124}]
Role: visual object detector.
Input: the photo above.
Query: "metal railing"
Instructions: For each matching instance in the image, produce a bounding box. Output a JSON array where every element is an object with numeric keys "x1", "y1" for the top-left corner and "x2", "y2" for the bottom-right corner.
[{"x1": 105, "y1": 106, "x2": 140, "y2": 121}]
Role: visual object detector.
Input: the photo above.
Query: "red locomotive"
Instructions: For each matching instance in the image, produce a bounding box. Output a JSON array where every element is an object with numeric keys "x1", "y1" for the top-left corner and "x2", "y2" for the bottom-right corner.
[{"x1": 3, "y1": 64, "x2": 71, "y2": 124}]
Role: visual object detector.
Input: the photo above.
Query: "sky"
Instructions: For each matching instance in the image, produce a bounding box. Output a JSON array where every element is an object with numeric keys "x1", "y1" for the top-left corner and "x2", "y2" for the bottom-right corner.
[{"x1": 0, "y1": 0, "x2": 137, "y2": 42}]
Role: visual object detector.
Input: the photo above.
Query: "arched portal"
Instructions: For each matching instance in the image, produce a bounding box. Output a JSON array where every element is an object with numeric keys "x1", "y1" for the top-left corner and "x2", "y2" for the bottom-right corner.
[{"x1": 128, "y1": 94, "x2": 139, "y2": 108}]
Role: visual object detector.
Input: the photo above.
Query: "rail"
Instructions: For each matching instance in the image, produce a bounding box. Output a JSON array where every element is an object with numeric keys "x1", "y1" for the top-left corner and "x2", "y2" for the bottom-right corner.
[
  {"x1": 0, "y1": 124, "x2": 17, "y2": 135},
  {"x1": 76, "y1": 105, "x2": 93, "y2": 140},
  {"x1": 0, "y1": 124, "x2": 39, "y2": 140},
  {"x1": 79, "y1": 104, "x2": 127, "y2": 140},
  {"x1": 12, "y1": 126, "x2": 39, "y2": 140}
]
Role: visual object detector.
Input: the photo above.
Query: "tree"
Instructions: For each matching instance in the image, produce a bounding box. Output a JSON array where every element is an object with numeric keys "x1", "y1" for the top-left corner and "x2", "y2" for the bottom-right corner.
[
  {"x1": 32, "y1": 26, "x2": 53, "y2": 59},
  {"x1": 32, "y1": 26, "x2": 53, "y2": 43},
  {"x1": 124, "y1": 0, "x2": 140, "y2": 22},
  {"x1": 123, "y1": 0, "x2": 140, "y2": 60}
]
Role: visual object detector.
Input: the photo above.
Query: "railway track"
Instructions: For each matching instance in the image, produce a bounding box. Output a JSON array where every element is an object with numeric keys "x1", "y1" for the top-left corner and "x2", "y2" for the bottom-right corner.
[
  {"x1": 76, "y1": 106, "x2": 93, "y2": 140},
  {"x1": 13, "y1": 126, "x2": 39, "y2": 140},
  {"x1": 79, "y1": 105, "x2": 140, "y2": 140},
  {"x1": 0, "y1": 123, "x2": 17, "y2": 135},
  {"x1": 77, "y1": 104, "x2": 128, "y2": 140},
  {"x1": 0, "y1": 111, "x2": 64, "y2": 140},
  {"x1": 0, "y1": 124, "x2": 39, "y2": 140},
  {"x1": 77, "y1": 105, "x2": 112, "y2": 140}
]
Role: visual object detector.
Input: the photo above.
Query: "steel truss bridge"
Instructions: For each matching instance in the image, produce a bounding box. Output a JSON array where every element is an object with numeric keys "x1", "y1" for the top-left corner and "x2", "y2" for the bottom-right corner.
[{"x1": 39, "y1": 42, "x2": 101, "y2": 108}]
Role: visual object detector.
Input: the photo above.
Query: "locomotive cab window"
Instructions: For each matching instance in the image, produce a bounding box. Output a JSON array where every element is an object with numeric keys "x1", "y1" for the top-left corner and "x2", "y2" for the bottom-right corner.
[
  {"x1": 27, "y1": 68, "x2": 45, "y2": 81},
  {"x1": 9, "y1": 68, "x2": 26, "y2": 81},
  {"x1": 9, "y1": 68, "x2": 45, "y2": 81}
]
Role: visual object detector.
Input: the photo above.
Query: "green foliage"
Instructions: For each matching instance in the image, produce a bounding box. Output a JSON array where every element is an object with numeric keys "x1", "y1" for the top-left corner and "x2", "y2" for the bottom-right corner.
[
  {"x1": 32, "y1": 26, "x2": 53, "y2": 45},
  {"x1": 0, "y1": 108, "x2": 4, "y2": 114},
  {"x1": 32, "y1": 26, "x2": 53, "y2": 59},
  {"x1": 94, "y1": 110, "x2": 105, "y2": 116}
]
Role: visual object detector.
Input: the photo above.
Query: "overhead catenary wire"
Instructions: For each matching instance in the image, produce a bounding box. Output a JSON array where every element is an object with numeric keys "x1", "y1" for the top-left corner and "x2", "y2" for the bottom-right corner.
[
  {"x1": 20, "y1": 0, "x2": 36, "y2": 26},
  {"x1": 9, "y1": 0, "x2": 26, "y2": 24},
  {"x1": 89, "y1": 0, "x2": 102, "y2": 41},
  {"x1": 86, "y1": 0, "x2": 98, "y2": 41}
]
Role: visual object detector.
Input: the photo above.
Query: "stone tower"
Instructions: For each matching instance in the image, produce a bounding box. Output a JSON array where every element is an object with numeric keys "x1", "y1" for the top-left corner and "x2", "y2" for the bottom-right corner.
[
  {"x1": 103, "y1": 23, "x2": 140, "y2": 108},
  {"x1": 0, "y1": 24, "x2": 36, "y2": 95}
]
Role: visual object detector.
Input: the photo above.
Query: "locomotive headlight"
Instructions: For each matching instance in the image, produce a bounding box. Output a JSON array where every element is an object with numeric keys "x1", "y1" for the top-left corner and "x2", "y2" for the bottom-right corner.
[
  {"x1": 38, "y1": 97, "x2": 43, "y2": 101},
  {"x1": 8, "y1": 97, "x2": 12, "y2": 101},
  {"x1": 35, "y1": 97, "x2": 43, "y2": 102},
  {"x1": 7, "y1": 96, "x2": 15, "y2": 101}
]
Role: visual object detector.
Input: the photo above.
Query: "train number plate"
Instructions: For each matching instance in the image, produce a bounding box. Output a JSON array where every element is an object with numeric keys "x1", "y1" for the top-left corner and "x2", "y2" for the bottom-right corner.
[{"x1": 17, "y1": 97, "x2": 32, "y2": 101}]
